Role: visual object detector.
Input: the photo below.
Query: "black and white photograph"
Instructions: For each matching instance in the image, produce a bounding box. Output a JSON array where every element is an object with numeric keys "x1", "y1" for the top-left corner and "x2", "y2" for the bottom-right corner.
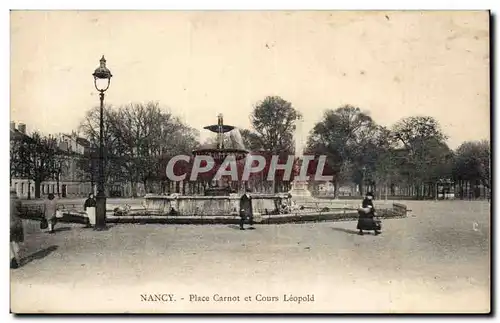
[{"x1": 9, "y1": 10, "x2": 491, "y2": 313}]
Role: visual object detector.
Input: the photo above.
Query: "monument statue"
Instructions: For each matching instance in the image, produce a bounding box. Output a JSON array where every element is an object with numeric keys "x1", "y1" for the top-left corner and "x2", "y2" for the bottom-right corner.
[{"x1": 288, "y1": 118, "x2": 313, "y2": 200}]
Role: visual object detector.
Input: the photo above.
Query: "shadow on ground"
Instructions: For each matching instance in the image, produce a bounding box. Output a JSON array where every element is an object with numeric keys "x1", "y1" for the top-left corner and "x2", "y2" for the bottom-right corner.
[
  {"x1": 332, "y1": 227, "x2": 383, "y2": 236},
  {"x1": 53, "y1": 226, "x2": 72, "y2": 233},
  {"x1": 331, "y1": 227, "x2": 360, "y2": 235},
  {"x1": 21, "y1": 245, "x2": 59, "y2": 266}
]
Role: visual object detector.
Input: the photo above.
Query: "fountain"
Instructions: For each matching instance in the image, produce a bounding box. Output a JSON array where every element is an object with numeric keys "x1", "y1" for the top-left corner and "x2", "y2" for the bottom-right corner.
[
  {"x1": 141, "y1": 114, "x2": 292, "y2": 220},
  {"x1": 56, "y1": 114, "x2": 408, "y2": 224},
  {"x1": 193, "y1": 114, "x2": 248, "y2": 196}
]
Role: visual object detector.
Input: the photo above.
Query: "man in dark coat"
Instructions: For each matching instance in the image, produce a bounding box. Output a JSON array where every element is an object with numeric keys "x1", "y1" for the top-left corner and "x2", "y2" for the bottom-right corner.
[
  {"x1": 357, "y1": 192, "x2": 381, "y2": 235},
  {"x1": 239, "y1": 189, "x2": 254, "y2": 230}
]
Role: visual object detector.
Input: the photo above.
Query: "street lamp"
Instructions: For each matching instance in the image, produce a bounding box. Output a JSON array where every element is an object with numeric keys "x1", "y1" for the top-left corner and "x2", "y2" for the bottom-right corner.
[
  {"x1": 362, "y1": 166, "x2": 367, "y2": 195},
  {"x1": 92, "y1": 55, "x2": 112, "y2": 230}
]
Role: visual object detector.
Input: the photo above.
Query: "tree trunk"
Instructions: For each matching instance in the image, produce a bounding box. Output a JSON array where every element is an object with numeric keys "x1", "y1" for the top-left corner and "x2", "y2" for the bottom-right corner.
[
  {"x1": 131, "y1": 181, "x2": 138, "y2": 198},
  {"x1": 90, "y1": 172, "x2": 95, "y2": 192},
  {"x1": 333, "y1": 179, "x2": 339, "y2": 198},
  {"x1": 56, "y1": 174, "x2": 60, "y2": 198},
  {"x1": 34, "y1": 179, "x2": 41, "y2": 199}
]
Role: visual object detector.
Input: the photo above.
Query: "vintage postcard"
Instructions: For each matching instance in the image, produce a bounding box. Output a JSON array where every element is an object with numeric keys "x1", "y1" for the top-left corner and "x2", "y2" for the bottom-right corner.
[{"x1": 9, "y1": 10, "x2": 490, "y2": 313}]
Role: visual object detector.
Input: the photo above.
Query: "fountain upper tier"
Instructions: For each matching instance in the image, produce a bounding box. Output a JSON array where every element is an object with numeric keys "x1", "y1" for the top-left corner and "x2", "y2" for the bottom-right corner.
[
  {"x1": 192, "y1": 114, "x2": 248, "y2": 162},
  {"x1": 203, "y1": 124, "x2": 235, "y2": 133}
]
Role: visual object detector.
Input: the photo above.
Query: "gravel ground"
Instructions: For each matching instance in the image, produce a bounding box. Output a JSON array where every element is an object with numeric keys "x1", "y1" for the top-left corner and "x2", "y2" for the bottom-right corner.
[{"x1": 10, "y1": 200, "x2": 490, "y2": 313}]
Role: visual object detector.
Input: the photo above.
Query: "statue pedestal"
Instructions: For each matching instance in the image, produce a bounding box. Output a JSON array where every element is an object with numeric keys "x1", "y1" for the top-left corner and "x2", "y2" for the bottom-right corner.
[{"x1": 288, "y1": 180, "x2": 313, "y2": 201}]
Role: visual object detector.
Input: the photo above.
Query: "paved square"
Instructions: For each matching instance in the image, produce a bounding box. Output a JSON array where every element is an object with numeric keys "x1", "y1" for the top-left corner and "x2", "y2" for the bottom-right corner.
[{"x1": 10, "y1": 200, "x2": 490, "y2": 313}]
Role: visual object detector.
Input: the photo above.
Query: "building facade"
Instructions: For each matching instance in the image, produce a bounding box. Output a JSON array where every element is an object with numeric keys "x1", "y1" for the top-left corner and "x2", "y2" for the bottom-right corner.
[{"x1": 10, "y1": 122, "x2": 93, "y2": 199}]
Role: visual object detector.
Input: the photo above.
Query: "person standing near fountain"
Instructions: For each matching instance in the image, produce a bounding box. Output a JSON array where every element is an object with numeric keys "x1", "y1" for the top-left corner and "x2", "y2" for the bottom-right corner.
[
  {"x1": 84, "y1": 193, "x2": 97, "y2": 228},
  {"x1": 239, "y1": 188, "x2": 254, "y2": 230},
  {"x1": 357, "y1": 192, "x2": 381, "y2": 235},
  {"x1": 43, "y1": 193, "x2": 59, "y2": 234}
]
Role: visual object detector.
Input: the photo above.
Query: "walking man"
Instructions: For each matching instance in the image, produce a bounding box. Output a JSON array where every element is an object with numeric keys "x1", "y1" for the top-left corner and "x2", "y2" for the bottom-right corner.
[{"x1": 239, "y1": 188, "x2": 254, "y2": 230}]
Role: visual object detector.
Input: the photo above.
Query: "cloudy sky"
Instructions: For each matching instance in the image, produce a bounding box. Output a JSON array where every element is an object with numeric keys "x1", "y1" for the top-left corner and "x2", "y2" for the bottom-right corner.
[{"x1": 10, "y1": 10, "x2": 489, "y2": 148}]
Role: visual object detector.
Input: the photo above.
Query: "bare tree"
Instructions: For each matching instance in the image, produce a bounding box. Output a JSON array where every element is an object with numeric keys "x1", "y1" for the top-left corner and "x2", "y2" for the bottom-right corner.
[{"x1": 79, "y1": 102, "x2": 199, "y2": 197}]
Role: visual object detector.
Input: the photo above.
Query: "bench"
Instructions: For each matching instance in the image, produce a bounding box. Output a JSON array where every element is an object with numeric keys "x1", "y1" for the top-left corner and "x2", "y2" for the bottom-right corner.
[
  {"x1": 19, "y1": 205, "x2": 44, "y2": 219},
  {"x1": 392, "y1": 203, "x2": 408, "y2": 217}
]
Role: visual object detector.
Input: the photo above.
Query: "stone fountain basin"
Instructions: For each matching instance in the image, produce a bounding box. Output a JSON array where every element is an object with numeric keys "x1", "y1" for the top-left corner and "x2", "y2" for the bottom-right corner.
[
  {"x1": 20, "y1": 194, "x2": 408, "y2": 225},
  {"x1": 141, "y1": 193, "x2": 292, "y2": 216}
]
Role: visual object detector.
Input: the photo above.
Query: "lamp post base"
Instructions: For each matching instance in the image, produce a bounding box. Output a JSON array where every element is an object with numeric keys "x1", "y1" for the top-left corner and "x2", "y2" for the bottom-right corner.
[{"x1": 95, "y1": 193, "x2": 108, "y2": 230}]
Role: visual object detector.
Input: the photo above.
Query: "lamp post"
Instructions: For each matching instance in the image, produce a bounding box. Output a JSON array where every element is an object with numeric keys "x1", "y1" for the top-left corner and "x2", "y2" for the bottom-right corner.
[
  {"x1": 362, "y1": 166, "x2": 367, "y2": 196},
  {"x1": 92, "y1": 56, "x2": 112, "y2": 231}
]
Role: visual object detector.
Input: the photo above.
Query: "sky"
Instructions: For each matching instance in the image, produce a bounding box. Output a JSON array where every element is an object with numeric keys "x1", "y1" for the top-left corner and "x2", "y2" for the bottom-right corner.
[{"x1": 10, "y1": 10, "x2": 490, "y2": 149}]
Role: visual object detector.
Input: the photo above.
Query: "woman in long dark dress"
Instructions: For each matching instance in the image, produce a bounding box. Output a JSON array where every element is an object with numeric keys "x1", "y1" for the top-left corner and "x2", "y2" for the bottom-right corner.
[{"x1": 357, "y1": 192, "x2": 381, "y2": 235}]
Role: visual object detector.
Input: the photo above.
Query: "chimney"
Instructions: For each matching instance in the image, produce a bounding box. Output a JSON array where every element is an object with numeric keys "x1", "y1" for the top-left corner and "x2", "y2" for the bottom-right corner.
[
  {"x1": 10, "y1": 121, "x2": 15, "y2": 131},
  {"x1": 18, "y1": 123, "x2": 26, "y2": 134}
]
